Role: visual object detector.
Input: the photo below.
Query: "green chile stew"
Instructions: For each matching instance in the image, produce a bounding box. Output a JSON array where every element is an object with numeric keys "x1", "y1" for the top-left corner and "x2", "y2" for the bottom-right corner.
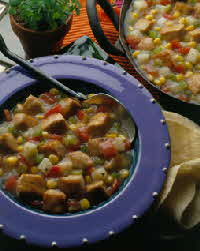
[{"x1": 0, "y1": 89, "x2": 132, "y2": 214}]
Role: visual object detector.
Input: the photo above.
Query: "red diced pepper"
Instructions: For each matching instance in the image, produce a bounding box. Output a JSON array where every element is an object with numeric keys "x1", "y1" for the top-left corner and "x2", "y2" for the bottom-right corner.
[
  {"x1": 174, "y1": 64, "x2": 186, "y2": 74},
  {"x1": 107, "y1": 179, "x2": 120, "y2": 195},
  {"x1": 47, "y1": 134, "x2": 63, "y2": 140},
  {"x1": 46, "y1": 165, "x2": 62, "y2": 178},
  {"x1": 146, "y1": 0, "x2": 153, "y2": 7},
  {"x1": 160, "y1": 0, "x2": 171, "y2": 5},
  {"x1": 99, "y1": 140, "x2": 117, "y2": 159},
  {"x1": 40, "y1": 93, "x2": 56, "y2": 104},
  {"x1": 76, "y1": 127, "x2": 89, "y2": 142},
  {"x1": 44, "y1": 104, "x2": 62, "y2": 117},
  {"x1": 97, "y1": 105, "x2": 111, "y2": 113},
  {"x1": 77, "y1": 110, "x2": 85, "y2": 120},
  {"x1": 28, "y1": 136, "x2": 42, "y2": 142},
  {"x1": 178, "y1": 47, "x2": 190, "y2": 55},
  {"x1": 171, "y1": 40, "x2": 181, "y2": 49},
  {"x1": 3, "y1": 109, "x2": 12, "y2": 121},
  {"x1": 5, "y1": 176, "x2": 17, "y2": 193},
  {"x1": 163, "y1": 13, "x2": 173, "y2": 20},
  {"x1": 125, "y1": 139, "x2": 131, "y2": 151},
  {"x1": 19, "y1": 154, "x2": 31, "y2": 167}
]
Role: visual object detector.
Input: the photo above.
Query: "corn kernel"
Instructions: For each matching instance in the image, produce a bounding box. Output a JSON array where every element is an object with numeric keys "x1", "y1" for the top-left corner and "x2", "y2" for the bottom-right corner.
[
  {"x1": 31, "y1": 166, "x2": 40, "y2": 174},
  {"x1": 85, "y1": 175, "x2": 92, "y2": 184},
  {"x1": 185, "y1": 61, "x2": 193, "y2": 69},
  {"x1": 42, "y1": 131, "x2": 49, "y2": 138},
  {"x1": 87, "y1": 94, "x2": 95, "y2": 98},
  {"x1": 47, "y1": 179, "x2": 58, "y2": 189},
  {"x1": 49, "y1": 154, "x2": 59, "y2": 165},
  {"x1": 188, "y1": 41, "x2": 197, "y2": 48},
  {"x1": 49, "y1": 88, "x2": 59, "y2": 95},
  {"x1": 159, "y1": 77, "x2": 166, "y2": 85},
  {"x1": 0, "y1": 169, "x2": 3, "y2": 176},
  {"x1": 132, "y1": 50, "x2": 140, "y2": 57},
  {"x1": 69, "y1": 124, "x2": 78, "y2": 130},
  {"x1": 179, "y1": 17, "x2": 187, "y2": 25},
  {"x1": 186, "y1": 25, "x2": 194, "y2": 31},
  {"x1": 17, "y1": 136, "x2": 24, "y2": 144},
  {"x1": 152, "y1": 19, "x2": 156, "y2": 24},
  {"x1": 132, "y1": 12, "x2": 138, "y2": 18},
  {"x1": 5, "y1": 156, "x2": 18, "y2": 167},
  {"x1": 80, "y1": 198, "x2": 90, "y2": 210},
  {"x1": 175, "y1": 55, "x2": 184, "y2": 62},
  {"x1": 36, "y1": 114, "x2": 44, "y2": 120},
  {"x1": 106, "y1": 133, "x2": 117, "y2": 138},
  {"x1": 185, "y1": 71, "x2": 193, "y2": 78},
  {"x1": 128, "y1": 27, "x2": 134, "y2": 32},
  {"x1": 106, "y1": 175, "x2": 114, "y2": 185},
  {"x1": 154, "y1": 27, "x2": 161, "y2": 31},
  {"x1": 150, "y1": 9, "x2": 158, "y2": 15},
  {"x1": 173, "y1": 11, "x2": 180, "y2": 19},
  {"x1": 165, "y1": 43, "x2": 172, "y2": 49},
  {"x1": 145, "y1": 15, "x2": 153, "y2": 20},
  {"x1": 153, "y1": 38, "x2": 161, "y2": 44},
  {"x1": 119, "y1": 169, "x2": 130, "y2": 179},
  {"x1": 17, "y1": 146, "x2": 23, "y2": 152},
  {"x1": 176, "y1": 74, "x2": 184, "y2": 81},
  {"x1": 154, "y1": 79, "x2": 161, "y2": 86}
]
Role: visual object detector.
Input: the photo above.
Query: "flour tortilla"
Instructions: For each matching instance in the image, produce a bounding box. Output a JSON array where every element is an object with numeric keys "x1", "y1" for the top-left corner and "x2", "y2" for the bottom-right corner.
[{"x1": 163, "y1": 111, "x2": 200, "y2": 167}]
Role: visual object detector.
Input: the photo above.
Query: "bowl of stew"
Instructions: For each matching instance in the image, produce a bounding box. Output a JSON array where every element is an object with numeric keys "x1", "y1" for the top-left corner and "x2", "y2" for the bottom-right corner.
[{"x1": 0, "y1": 55, "x2": 170, "y2": 248}]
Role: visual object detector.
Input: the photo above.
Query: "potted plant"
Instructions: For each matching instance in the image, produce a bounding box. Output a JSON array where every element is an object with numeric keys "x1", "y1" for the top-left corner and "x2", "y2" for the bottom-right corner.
[{"x1": 9, "y1": 0, "x2": 81, "y2": 58}]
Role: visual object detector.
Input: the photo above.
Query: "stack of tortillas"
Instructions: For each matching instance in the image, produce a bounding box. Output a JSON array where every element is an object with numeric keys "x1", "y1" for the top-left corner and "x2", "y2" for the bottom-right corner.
[{"x1": 158, "y1": 111, "x2": 200, "y2": 229}]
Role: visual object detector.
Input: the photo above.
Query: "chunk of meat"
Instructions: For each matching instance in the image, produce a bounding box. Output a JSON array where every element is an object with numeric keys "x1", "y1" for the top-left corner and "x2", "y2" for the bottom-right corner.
[
  {"x1": 16, "y1": 174, "x2": 46, "y2": 198},
  {"x1": 59, "y1": 175, "x2": 85, "y2": 196},
  {"x1": 160, "y1": 24, "x2": 185, "y2": 41},
  {"x1": 88, "y1": 138, "x2": 105, "y2": 156},
  {"x1": 68, "y1": 151, "x2": 93, "y2": 168},
  {"x1": 189, "y1": 29, "x2": 200, "y2": 42},
  {"x1": 39, "y1": 140, "x2": 66, "y2": 157},
  {"x1": 138, "y1": 37, "x2": 154, "y2": 50},
  {"x1": 41, "y1": 113, "x2": 67, "y2": 134},
  {"x1": 13, "y1": 113, "x2": 38, "y2": 130},
  {"x1": 187, "y1": 73, "x2": 200, "y2": 94},
  {"x1": 23, "y1": 95, "x2": 42, "y2": 115},
  {"x1": 87, "y1": 113, "x2": 112, "y2": 136},
  {"x1": 152, "y1": 49, "x2": 174, "y2": 68},
  {"x1": 0, "y1": 133, "x2": 18, "y2": 153},
  {"x1": 86, "y1": 181, "x2": 109, "y2": 205},
  {"x1": 43, "y1": 189, "x2": 66, "y2": 213},
  {"x1": 60, "y1": 98, "x2": 81, "y2": 119},
  {"x1": 133, "y1": 18, "x2": 153, "y2": 32},
  {"x1": 174, "y1": 2, "x2": 193, "y2": 15}
]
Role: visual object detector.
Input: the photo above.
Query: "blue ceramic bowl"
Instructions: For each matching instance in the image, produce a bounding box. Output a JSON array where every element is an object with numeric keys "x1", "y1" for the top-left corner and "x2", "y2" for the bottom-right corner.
[{"x1": 0, "y1": 55, "x2": 170, "y2": 248}]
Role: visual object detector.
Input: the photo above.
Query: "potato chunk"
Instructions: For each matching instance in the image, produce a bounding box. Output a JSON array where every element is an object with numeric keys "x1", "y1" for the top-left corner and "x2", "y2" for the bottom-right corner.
[
  {"x1": 16, "y1": 174, "x2": 46, "y2": 197},
  {"x1": 189, "y1": 29, "x2": 200, "y2": 42},
  {"x1": 41, "y1": 113, "x2": 67, "y2": 134},
  {"x1": 23, "y1": 95, "x2": 42, "y2": 115},
  {"x1": 187, "y1": 73, "x2": 200, "y2": 94},
  {"x1": 59, "y1": 175, "x2": 85, "y2": 196},
  {"x1": 43, "y1": 189, "x2": 66, "y2": 213},
  {"x1": 138, "y1": 37, "x2": 154, "y2": 50}
]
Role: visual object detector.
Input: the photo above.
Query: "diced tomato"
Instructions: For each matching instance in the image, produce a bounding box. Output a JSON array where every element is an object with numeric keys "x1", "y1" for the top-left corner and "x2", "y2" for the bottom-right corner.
[
  {"x1": 178, "y1": 47, "x2": 190, "y2": 55},
  {"x1": 107, "y1": 179, "x2": 120, "y2": 195},
  {"x1": 3, "y1": 109, "x2": 12, "y2": 121},
  {"x1": 46, "y1": 165, "x2": 62, "y2": 178},
  {"x1": 97, "y1": 105, "x2": 111, "y2": 113},
  {"x1": 40, "y1": 93, "x2": 56, "y2": 104},
  {"x1": 77, "y1": 110, "x2": 85, "y2": 120},
  {"x1": 146, "y1": 0, "x2": 153, "y2": 7},
  {"x1": 100, "y1": 140, "x2": 117, "y2": 159},
  {"x1": 163, "y1": 13, "x2": 173, "y2": 20},
  {"x1": 5, "y1": 176, "x2": 17, "y2": 193},
  {"x1": 160, "y1": 0, "x2": 171, "y2": 5},
  {"x1": 28, "y1": 136, "x2": 42, "y2": 142},
  {"x1": 47, "y1": 134, "x2": 63, "y2": 140},
  {"x1": 44, "y1": 104, "x2": 62, "y2": 117},
  {"x1": 126, "y1": 36, "x2": 140, "y2": 50},
  {"x1": 19, "y1": 154, "x2": 31, "y2": 167},
  {"x1": 76, "y1": 127, "x2": 89, "y2": 142},
  {"x1": 125, "y1": 139, "x2": 131, "y2": 151},
  {"x1": 171, "y1": 40, "x2": 181, "y2": 50},
  {"x1": 173, "y1": 64, "x2": 186, "y2": 74}
]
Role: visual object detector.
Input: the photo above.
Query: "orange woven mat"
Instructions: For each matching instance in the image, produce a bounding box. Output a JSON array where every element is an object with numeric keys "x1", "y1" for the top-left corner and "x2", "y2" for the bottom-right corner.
[{"x1": 62, "y1": 7, "x2": 158, "y2": 99}]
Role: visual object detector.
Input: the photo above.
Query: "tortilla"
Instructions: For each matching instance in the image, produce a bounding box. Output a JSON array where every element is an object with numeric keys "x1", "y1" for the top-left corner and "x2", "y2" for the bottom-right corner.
[{"x1": 163, "y1": 111, "x2": 200, "y2": 167}]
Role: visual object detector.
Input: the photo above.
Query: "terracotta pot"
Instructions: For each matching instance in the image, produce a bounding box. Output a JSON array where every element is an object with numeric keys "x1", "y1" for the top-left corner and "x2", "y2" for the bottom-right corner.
[{"x1": 10, "y1": 15, "x2": 73, "y2": 58}]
